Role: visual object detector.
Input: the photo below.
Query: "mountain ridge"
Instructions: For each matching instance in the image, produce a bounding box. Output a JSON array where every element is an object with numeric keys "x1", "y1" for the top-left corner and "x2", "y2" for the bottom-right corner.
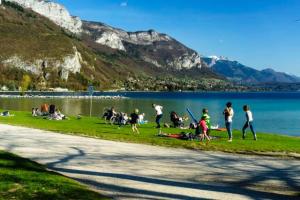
[
  {"x1": 0, "y1": 0, "x2": 227, "y2": 92},
  {"x1": 203, "y1": 57, "x2": 300, "y2": 84},
  {"x1": 1, "y1": 0, "x2": 298, "y2": 92}
]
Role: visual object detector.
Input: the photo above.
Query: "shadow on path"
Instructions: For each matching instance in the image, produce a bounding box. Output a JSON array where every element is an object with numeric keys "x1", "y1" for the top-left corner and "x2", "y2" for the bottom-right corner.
[
  {"x1": 49, "y1": 166, "x2": 299, "y2": 200},
  {"x1": 47, "y1": 147, "x2": 85, "y2": 168}
]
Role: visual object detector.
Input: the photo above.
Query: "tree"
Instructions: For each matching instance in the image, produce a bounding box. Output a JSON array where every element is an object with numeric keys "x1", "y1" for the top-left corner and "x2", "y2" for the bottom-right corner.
[{"x1": 20, "y1": 75, "x2": 31, "y2": 95}]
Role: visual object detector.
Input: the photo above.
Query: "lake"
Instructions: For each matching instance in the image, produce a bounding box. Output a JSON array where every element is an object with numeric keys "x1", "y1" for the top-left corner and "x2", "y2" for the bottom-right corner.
[{"x1": 0, "y1": 92, "x2": 300, "y2": 136}]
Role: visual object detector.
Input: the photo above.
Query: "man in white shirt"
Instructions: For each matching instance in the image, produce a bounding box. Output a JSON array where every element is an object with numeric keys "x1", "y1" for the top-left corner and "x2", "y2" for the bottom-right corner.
[
  {"x1": 223, "y1": 102, "x2": 234, "y2": 142},
  {"x1": 152, "y1": 104, "x2": 163, "y2": 128}
]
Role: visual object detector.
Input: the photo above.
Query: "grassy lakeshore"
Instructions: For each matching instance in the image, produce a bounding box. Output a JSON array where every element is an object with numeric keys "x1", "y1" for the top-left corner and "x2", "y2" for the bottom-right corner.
[
  {"x1": 0, "y1": 151, "x2": 106, "y2": 200},
  {"x1": 0, "y1": 111, "x2": 299, "y2": 156}
]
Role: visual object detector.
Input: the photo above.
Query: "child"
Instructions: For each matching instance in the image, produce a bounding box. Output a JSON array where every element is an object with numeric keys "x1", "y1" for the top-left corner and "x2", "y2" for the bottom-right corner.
[
  {"x1": 242, "y1": 105, "x2": 257, "y2": 140},
  {"x1": 202, "y1": 108, "x2": 211, "y2": 136},
  {"x1": 130, "y1": 109, "x2": 140, "y2": 134},
  {"x1": 199, "y1": 116, "x2": 210, "y2": 142}
]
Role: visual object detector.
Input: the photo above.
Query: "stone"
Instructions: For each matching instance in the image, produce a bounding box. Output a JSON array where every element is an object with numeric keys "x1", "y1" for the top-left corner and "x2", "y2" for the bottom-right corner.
[
  {"x1": 2, "y1": 46, "x2": 82, "y2": 80},
  {"x1": 7, "y1": 0, "x2": 82, "y2": 34}
]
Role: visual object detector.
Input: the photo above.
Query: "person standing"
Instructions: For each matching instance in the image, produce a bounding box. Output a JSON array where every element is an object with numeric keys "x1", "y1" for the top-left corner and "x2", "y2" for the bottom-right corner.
[
  {"x1": 242, "y1": 105, "x2": 257, "y2": 140},
  {"x1": 130, "y1": 109, "x2": 140, "y2": 134},
  {"x1": 223, "y1": 102, "x2": 234, "y2": 142},
  {"x1": 199, "y1": 116, "x2": 210, "y2": 142},
  {"x1": 152, "y1": 104, "x2": 163, "y2": 128},
  {"x1": 202, "y1": 108, "x2": 211, "y2": 136}
]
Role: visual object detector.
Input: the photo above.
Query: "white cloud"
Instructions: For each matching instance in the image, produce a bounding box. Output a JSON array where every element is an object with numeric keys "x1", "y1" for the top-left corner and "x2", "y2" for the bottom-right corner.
[{"x1": 120, "y1": 2, "x2": 128, "y2": 7}]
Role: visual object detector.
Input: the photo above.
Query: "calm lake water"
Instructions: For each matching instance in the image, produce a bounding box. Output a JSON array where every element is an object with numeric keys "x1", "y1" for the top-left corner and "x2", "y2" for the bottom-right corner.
[{"x1": 0, "y1": 92, "x2": 300, "y2": 136}]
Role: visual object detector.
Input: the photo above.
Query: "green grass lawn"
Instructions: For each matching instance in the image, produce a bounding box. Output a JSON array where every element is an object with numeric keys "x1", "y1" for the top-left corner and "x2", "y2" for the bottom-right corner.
[
  {"x1": 0, "y1": 111, "x2": 300, "y2": 156},
  {"x1": 0, "y1": 151, "x2": 107, "y2": 200}
]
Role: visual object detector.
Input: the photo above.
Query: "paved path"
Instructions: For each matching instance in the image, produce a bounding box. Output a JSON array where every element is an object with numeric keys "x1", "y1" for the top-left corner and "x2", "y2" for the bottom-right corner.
[{"x1": 0, "y1": 124, "x2": 299, "y2": 200}]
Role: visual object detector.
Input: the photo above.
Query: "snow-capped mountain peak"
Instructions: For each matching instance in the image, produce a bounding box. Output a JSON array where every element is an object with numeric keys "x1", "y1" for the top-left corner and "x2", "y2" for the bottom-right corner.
[{"x1": 208, "y1": 55, "x2": 228, "y2": 61}]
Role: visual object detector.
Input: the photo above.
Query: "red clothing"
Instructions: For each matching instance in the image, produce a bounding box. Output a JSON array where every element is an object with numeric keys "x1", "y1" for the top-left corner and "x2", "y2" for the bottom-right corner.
[{"x1": 199, "y1": 120, "x2": 208, "y2": 132}]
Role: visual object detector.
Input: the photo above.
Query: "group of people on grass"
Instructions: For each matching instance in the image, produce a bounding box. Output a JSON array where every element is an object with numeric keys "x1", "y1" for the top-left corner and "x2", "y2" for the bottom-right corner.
[
  {"x1": 103, "y1": 107, "x2": 148, "y2": 134},
  {"x1": 104, "y1": 102, "x2": 257, "y2": 142},
  {"x1": 30, "y1": 101, "x2": 256, "y2": 141},
  {"x1": 32, "y1": 104, "x2": 67, "y2": 120},
  {"x1": 148, "y1": 102, "x2": 257, "y2": 142}
]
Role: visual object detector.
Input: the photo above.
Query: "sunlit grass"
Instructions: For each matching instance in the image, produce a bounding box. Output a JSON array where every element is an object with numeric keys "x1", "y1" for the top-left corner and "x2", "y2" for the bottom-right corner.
[
  {"x1": 0, "y1": 111, "x2": 299, "y2": 155},
  {"x1": 0, "y1": 151, "x2": 107, "y2": 200}
]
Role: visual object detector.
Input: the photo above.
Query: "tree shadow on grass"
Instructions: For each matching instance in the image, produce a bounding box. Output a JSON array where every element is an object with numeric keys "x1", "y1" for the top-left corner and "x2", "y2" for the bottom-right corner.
[{"x1": 0, "y1": 151, "x2": 104, "y2": 200}]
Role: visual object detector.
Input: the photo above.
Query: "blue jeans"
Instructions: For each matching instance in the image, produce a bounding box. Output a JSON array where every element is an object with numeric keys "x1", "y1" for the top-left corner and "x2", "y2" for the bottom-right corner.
[
  {"x1": 156, "y1": 114, "x2": 163, "y2": 128},
  {"x1": 242, "y1": 122, "x2": 257, "y2": 139},
  {"x1": 226, "y1": 122, "x2": 232, "y2": 139}
]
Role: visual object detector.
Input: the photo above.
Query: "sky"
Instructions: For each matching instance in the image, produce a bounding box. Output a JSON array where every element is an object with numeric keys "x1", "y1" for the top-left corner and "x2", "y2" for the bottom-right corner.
[{"x1": 55, "y1": 0, "x2": 300, "y2": 75}]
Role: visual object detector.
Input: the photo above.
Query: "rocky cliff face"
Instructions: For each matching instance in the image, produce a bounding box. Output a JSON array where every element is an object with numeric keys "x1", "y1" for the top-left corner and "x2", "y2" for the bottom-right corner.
[
  {"x1": 0, "y1": 0, "x2": 89, "y2": 92},
  {"x1": 6, "y1": 0, "x2": 82, "y2": 34},
  {"x1": 84, "y1": 22, "x2": 171, "y2": 50},
  {"x1": 2, "y1": 47, "x2": 82, "y2": 80},
  {"x1": 83, "y1": 21, "x2": 202, "y2": 70}
]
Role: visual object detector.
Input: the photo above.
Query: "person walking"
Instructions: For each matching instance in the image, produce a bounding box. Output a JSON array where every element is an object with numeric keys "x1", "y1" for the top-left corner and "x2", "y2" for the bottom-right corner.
[
  {"x1": 152, "y1": 104, "x2": 163, "y2": 128},
  {"x1": 199, "y1": 116, "x2": 210, "y2": 142},
  {"x1": 242, "y1": 105, "x2": 257, "y2": 140},
  {"x1": 223, "y1": 102, "x2": 234, "y2": 142},
  {"x1": 130, "y1": 109, "x2": 140, "y2": 134}
]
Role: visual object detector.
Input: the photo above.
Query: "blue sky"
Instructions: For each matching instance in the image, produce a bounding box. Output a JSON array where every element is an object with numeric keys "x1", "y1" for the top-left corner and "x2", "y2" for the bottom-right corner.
[{"x1": 55, "y1": 0, "x2": 300, "y2": 75}]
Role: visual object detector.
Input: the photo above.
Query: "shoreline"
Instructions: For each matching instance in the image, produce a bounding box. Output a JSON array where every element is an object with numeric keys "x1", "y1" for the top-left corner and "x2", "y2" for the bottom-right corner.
[
  {"x1": 0, "y1": 90, "x2": 300, "y2": 100},
  {"x1": 0, "y1": 94, "x2": 127, "y2": 99},
  {"x1": 1, "y1": 90, "x2": 300, "y2": 93}
]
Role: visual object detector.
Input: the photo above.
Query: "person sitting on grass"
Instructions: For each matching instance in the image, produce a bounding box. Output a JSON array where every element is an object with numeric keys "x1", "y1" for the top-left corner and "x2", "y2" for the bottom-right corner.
[
  {"x1": 170, "y1": 111, "x2": 186, "y2": 128},
  {"x1": 0, "y1": 110, "x2": 12, "y2": 117},
  {"x1": 118, "y1": 112, "x2": 129, "y2": 128},
  {"x1": 32, "y1": 108, "x2": 37, "y2": 117},
  {"x1": 138, "y1": 113, "x2": 148, "y2": 125},
  {"x1": 242, "y1": 105, "x2": 257, "y2": 141},
  {"x1": 199, "y1": 116, "x2": 210, "y2": 142},
  {"x1": 202, "y1": 108, "x2": 211, "y2": 136},
  {"x1": 41, "y1": 103, "x2": 49, "y2": 116},
  {"x1": 35, "y1": 108, "x2": 42, "y2": 116},
  {"x1": 104, "y1": 107, "x2": 116, "y2": 121},
  {"x1": 130, "y1": 109, "x2": 140, "y2": 134}
]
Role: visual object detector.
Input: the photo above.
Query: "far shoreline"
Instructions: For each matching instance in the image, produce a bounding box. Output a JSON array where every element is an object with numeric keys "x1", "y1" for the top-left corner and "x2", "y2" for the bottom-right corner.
[{"x1": 0, "y1": 90, "x2": 300, "y2": 100}]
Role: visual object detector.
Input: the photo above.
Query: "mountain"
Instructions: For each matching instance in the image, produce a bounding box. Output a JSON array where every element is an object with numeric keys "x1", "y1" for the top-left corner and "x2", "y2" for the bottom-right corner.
[
  {"x1": 0, "y1": 0, "x2": 225, "y2": 91},
  {"x1": 82, "y1": 21, "x2": 202, "y2": 70},
  {"x1": 203, "y1": 56, "x2": 300, "y2": 84}
]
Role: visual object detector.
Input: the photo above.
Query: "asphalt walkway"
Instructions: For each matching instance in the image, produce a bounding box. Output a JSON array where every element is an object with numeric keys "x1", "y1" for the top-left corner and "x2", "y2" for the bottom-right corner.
[{"x1": 0, "y1": 124, "x2": 299, "y2": 200}]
